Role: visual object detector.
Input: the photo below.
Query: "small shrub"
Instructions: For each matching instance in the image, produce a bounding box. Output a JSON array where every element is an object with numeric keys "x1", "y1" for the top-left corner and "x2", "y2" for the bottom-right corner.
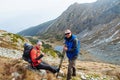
[
  {"x1": 55, "y1": 35, "x2": 63, "y2": 41},
  {"x1": 42, "y1": 43, "x2": 52, "y2": 49},
  {"x1": 13, "y1": 34, "x2": 25, "y2": 42}
]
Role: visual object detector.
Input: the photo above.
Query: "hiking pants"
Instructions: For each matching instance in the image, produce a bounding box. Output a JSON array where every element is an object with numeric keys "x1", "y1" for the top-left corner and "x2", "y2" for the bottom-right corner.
[
  {"x1": 35, "y1": 61, "x2": 57, "y2": 73},
  {"x1": 67, "y1": 56, "x2": 77, "y2": 80}
]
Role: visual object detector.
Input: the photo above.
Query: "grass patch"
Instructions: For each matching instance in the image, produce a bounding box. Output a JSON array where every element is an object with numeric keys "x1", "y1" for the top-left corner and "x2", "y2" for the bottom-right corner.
[
  {"x1": 2, "y1": 33, "x2": 25, "y2": 43},
  {"x1": 43, "y1": 49, "x2": 57, "y2": 58}
]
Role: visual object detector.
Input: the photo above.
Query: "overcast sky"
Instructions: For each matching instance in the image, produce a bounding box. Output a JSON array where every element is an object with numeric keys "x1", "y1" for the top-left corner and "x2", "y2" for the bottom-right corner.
[{"x1": 0, "y1": 0, "x2": 97, "y2": 33}]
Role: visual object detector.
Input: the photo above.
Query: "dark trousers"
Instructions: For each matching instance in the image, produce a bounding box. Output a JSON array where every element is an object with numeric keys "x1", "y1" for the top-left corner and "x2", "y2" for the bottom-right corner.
[
  {"x1": 67, "y1": 56, "x2": 77, "y2": 80},
  {"x1": 35, "y1": 61, "x2": 57, "y2": 73}
]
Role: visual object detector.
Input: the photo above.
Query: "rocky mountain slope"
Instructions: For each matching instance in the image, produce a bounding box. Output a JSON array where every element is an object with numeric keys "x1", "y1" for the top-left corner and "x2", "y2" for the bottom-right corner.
[
  {"x1": 43, "y1": 0, "x2": 120, "y2": 38},
  {"x1": 79, "y1": 18, "x2": 120, "y2": 65}
]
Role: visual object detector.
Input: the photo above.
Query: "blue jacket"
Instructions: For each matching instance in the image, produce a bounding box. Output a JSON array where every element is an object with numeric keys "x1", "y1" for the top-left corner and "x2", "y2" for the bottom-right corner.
[{"x1": 64, "y1": 34, "x2": 80, "y2": 60}]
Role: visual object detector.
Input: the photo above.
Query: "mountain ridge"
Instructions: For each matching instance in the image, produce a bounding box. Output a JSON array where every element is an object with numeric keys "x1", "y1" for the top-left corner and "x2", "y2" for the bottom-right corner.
[
  {"x1": 18, "y1": 20, "x2": 55, "y2": 36},
  {"x1": 18, "y1": 0, "x2": 120, "y2": 37}
]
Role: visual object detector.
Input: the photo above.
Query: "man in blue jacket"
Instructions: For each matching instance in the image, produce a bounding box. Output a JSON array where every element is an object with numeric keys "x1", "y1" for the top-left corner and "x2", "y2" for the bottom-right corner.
[{"x1": 63, "y1": 29, "x2": 80, "y2": 80}]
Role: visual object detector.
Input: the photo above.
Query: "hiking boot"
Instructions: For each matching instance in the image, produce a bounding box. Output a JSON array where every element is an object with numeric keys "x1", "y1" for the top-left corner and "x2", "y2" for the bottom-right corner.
[
  {"x1": 72, "y1": 73, "x2": 76, "y2": 76},
  {"x1": 52, "y1": 67, "x2": 60, "y2": 74},
  {"x1": 72, "y1": 67, "x2": 76, "y2": 76},
  {"x1": 57, "y1": 68, "x2": 60, "y2": 72}
]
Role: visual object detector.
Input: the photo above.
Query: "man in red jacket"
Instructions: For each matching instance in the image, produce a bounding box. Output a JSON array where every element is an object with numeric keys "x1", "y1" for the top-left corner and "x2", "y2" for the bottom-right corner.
[{"x1": 30, "y1": 40, "x2": 59, "y2": 73}]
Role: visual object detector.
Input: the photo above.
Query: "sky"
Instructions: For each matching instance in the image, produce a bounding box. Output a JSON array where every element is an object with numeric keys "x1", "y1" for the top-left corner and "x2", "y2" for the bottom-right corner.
[{"x1": 0, "y1": 0, "x2": 97, "y2": 33}]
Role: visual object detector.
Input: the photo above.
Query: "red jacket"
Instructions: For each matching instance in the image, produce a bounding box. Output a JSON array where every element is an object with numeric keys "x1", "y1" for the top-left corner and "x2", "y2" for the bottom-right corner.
[{"x1": 30, "y1": 46, "x2": 42, "y2": 67}]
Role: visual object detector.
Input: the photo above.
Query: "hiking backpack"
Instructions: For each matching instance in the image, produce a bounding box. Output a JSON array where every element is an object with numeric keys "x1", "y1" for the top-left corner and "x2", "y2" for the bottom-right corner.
[
  {"x1": 75, "y1": 38, "x2": 80, "y2": 54},
  {"x1": 22, "y1": 43, "x2": 33, "y2": 63},
  {"x1": 77, "y1": 40, "x2": 80, "y2": 54}
]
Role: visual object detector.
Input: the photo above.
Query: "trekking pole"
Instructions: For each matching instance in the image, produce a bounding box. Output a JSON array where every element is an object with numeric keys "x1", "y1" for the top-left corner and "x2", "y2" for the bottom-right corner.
[{"x1": 56, "y1": 50, "x2": 65, "y2": 78}]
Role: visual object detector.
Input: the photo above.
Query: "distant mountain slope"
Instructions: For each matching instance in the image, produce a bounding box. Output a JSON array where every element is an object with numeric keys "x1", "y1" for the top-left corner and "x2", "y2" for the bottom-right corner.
[
  {"x1": 18, "y1": 20, "x2": 54, "y2": 36},
  {"x1": 43, "y1": 0, "x2": 120, "y2": 38},
  {"x1": 18, "y1": 0, "x2": 120, "y2": 39}
]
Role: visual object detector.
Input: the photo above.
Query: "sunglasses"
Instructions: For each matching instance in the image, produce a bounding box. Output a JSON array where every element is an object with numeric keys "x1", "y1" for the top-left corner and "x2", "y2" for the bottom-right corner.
[{"x1": 65, "y1": 33, "x2": 70, "y2": 35}]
